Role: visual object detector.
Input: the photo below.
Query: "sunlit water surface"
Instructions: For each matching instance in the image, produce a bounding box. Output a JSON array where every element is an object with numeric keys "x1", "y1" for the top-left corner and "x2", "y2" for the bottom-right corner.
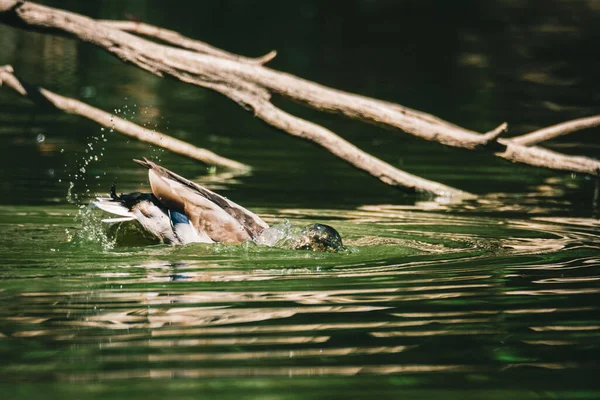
[{"x1": 1, "y1": 203, "x2": 599, "y2": 399}]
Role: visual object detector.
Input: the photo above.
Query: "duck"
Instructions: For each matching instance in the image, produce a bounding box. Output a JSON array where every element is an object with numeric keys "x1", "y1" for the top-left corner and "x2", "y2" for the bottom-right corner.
[{"x1": 95, "y1": 158, "x2": 343, "y2": 252}]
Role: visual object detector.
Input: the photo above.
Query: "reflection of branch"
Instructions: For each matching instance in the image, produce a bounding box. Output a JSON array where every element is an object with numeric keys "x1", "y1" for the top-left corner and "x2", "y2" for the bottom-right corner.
[
  {"x1": 0, "y1": 65, "x2": 249, "y2": 170},
  {"x1": 100, "y1": 20, "x2": 277, "y2": 65},
  {"x1": 194, "y1": 169, "x2": 251, "y2": 191},
  {"x1": 510, "y1": 115, "x2": 600, "y2": 146}
]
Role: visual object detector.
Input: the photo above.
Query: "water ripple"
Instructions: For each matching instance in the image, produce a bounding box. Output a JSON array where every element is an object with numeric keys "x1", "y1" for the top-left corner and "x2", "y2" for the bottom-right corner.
[{"x1": 1, "y1": 204, "x2": 599, "y2": 391}]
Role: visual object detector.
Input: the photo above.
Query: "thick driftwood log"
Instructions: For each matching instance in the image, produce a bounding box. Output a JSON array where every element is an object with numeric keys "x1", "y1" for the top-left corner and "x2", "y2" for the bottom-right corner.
[
  {"x1": 0, "y1": 65, "x2": 248, "y2": 170},
  {"x1": 1, "y1": 0, "x2": 599, "y2": 195}
]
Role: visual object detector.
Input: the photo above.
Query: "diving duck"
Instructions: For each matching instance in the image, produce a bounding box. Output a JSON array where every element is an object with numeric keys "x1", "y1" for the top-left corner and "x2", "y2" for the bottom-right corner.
[{"x1": 95, "y1": 159, "x2": 343, "y2": 251}]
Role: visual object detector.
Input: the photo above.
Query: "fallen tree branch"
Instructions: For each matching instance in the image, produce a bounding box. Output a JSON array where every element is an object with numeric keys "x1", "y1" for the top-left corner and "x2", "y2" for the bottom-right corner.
[
  {"x1": 0, "y1": 65, "x2": 249, "y2": 171},
  {"x1": 99, "y1": 20, "x2": 277, "y2": 65},
  {"x1": 213, "y1": 84, "x2": 468, "y2": 197},
  {"x1": 1, "y1": 0, "x2": 599, "y2": 197},
  {"x1": 510, "y1": 115, "x2": 600, "y2": 146},
  {"x1": 495, "y1": 142, "x2": 600, "y2": 176},
  {"x1": 1, "y1": 64, "x2": 463, "y2": 197},
  {"x1": 0, "y1": 0, "x2": 493, "y2": 152},
  {"x1": 0, "y1": 0, "x2": 471, "y2": 197},
  {"x1": 94, "y1": 15, "x2": 600, "y2": 176}
]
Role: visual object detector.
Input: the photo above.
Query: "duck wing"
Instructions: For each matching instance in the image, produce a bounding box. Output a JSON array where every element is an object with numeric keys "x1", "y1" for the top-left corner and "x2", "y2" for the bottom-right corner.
[{"x1": 134, "y1": 158, "x2": 269, "y2": 244}]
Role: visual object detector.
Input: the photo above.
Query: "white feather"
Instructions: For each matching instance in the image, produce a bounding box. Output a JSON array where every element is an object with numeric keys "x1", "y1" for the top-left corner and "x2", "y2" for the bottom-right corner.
[
  {"x1": 101, "y1": 216, "x2": 136, "y2": 223},
  {"x1": 95, "y1": 198, "x2": 134, "y2": 217},
  {"x1": 173, "y1": 221, "x2": 213, "y2": 244}
]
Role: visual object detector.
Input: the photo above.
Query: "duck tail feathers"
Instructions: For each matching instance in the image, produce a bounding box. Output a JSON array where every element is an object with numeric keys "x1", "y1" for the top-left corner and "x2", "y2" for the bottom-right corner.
[{"x1": 133, "y1": 158, "x2": 153, "y2": 169}]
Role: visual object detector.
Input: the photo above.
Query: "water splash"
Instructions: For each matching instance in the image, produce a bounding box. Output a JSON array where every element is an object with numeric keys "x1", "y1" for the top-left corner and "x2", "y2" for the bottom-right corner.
[
  {"x1": 71, "y1": 203, "x2": 116, "y2": 250},
  {"x1": 63, "y1": 127, "x2": 109, "y2": 206},
  {"x1": 254, "y1": 220, "x2": 303, "y2": 248},
  {"x1": 62, "y1": 102, "x2": 171, "y2": 250}
]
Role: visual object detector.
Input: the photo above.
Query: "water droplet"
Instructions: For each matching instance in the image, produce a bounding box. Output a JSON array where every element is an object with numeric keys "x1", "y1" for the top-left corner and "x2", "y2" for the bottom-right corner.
[{"x1": 36, "y1": 134, "x2": 45, "y2": 143}]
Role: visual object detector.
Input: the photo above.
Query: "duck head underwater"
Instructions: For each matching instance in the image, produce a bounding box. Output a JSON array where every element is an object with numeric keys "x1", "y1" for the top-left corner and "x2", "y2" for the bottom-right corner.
[{"x1": 95, "y1": 159, "x2": 343, "y2": 252}]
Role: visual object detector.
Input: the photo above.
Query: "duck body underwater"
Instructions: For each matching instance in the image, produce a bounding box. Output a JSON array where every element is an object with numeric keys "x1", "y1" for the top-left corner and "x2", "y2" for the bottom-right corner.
[{"x1": 95, "y1": 159, "x2": 343, "y2": 252}]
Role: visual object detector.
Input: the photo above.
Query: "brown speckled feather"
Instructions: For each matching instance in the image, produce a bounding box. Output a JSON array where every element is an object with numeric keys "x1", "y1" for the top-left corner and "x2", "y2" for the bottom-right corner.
[{"x1": 134, "y1": 158, "x2": 269, "y2": 244}]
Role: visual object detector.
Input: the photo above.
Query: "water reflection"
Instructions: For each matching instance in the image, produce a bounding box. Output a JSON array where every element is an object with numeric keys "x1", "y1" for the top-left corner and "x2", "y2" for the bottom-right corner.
[{"x1": 60, "y1": 364, "x2": 469, "y2": 381}]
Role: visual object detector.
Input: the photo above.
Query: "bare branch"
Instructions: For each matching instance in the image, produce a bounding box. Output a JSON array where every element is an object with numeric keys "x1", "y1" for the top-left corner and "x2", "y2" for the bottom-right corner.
[
  {"x1": 479, "y1": 122, "x2": 508, "y2": 147},
  {"x1": 496, "y1": 140, "x2": 600, "y2": 176},
  {"x1": 0, "y1": 65, "x2": 249, "y2": 171},
  {"x1": 0, "y1": 1, "x2": 494, "y2": 148},
  {"x1": 0, "y1": 1, "x2": 472, "y2": 196},
  {"x1": 510, "y1": 115, "x2": 600, "y2": 146},
  {"x1": 100, "y1": 20, "x2": 276, "y2": 65},
  {"x1": 2, "y1": 0, "x2": 599, "y2": 195},
  {"x1": 210, "y1": 84, "x2": 471, "y2": 197}
]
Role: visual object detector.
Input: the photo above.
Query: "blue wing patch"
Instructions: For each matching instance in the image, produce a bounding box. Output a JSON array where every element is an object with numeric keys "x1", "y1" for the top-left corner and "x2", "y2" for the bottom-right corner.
[{"x1": 169, "y1": 210, "x2": 190, "y2": 225}]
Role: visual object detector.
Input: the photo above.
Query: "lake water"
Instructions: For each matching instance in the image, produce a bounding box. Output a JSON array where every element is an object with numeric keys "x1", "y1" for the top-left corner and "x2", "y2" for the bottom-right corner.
[{"x1": 1, "y1": 1, "x2": 599, "y2": 399}]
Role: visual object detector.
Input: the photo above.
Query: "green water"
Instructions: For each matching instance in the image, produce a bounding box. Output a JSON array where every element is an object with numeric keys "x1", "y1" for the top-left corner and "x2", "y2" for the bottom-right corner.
[{"x1": 1, "y1": 1, "x2": 600, "y2": 399}]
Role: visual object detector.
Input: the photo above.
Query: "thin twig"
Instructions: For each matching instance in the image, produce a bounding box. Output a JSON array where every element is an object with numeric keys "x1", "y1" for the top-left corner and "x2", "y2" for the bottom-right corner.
[
  {"x1": 100, "y1": 20, "x2": 276, "y2": 65},
  {"x1": 478, "y1": 122, "x2": 508, "y2": 148},
  {"x1": 510, "y1": 115, "x2": 600, "y2": 146}
]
